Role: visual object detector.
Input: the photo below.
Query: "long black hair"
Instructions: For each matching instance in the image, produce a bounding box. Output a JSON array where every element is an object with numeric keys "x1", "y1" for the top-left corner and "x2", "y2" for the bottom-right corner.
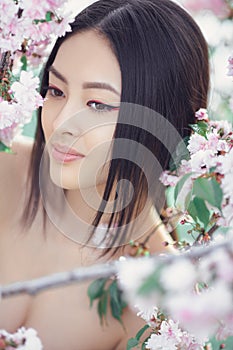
[{"x1": 23, "y1": 0, "x2": 210, "y2": 249}]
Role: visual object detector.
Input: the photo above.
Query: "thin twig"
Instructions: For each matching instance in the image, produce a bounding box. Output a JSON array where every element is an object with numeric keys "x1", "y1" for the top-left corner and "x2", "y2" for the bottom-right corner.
[
  {"x1": 142, "y1": 211, "x2": 183, "y2": 245},
  {"x1": 0, "y1": 264, "x2": 117, "y2": 298},
  {"x1": 0, "y1": 51, "x2": 11, "y2": 80},
  {"x1": 0, "y1": 238, "x2": 232, "y2": 299}
]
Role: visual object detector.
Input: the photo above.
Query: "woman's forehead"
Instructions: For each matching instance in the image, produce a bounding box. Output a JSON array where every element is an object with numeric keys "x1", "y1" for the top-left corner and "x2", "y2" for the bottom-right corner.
[{"x1": 52, "y1": 30, "x2": 122, "y2": 92}]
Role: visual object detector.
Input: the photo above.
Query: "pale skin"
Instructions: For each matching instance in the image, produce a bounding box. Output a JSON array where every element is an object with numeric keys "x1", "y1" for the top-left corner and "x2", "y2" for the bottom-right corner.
[{"x1": 0, "y1": 30, "x2": 173, "y2": 350}]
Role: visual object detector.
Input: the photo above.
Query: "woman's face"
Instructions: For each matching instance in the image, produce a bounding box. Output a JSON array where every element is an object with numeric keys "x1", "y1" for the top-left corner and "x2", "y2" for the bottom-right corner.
[{"x1": 41, "y1": 30, "x2": 122, "y2": 190}]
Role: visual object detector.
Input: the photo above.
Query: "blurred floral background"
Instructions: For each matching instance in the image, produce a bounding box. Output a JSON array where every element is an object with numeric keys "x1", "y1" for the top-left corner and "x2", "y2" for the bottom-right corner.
[{"x1": 1, "y1": 1, "x2": 232, "y2": 349}]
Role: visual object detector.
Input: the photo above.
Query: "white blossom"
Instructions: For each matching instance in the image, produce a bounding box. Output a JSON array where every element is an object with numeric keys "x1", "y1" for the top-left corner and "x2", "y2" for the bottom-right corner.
[
  {"x1": 160, "y1": 259, "x2": 197, "y2": 292},
  {"x1": 17, "y1": 328, "x2": 43, "y2": 350},
  {"x1": 135, "y1": 304, "x2": 158, "y2": 326},
  {"x1": 209, "y1": 119, "x2": 232, "y2": 136},
  {"x1": 166, "y1": 282, "x2": 233, "y2": 341},
  {"x1": 189, "y1": 149, "x2": 217, "y2": 173},
  {"x1": 188, "y1": 133, "x2": 208, "y2": 154},
  {"x1": 118, "y1": 258, "x2": 155, "y2": 293},
  {"x1": 159, "y1": 171, "x2": 180, "y2": 186},
  {"x1": 195, "y1": 108, "x2": 208, "y2": 121},
  {"x1": 146, "y1": 332, "x2": 178, "y2": 350},
  {"x1": 218, "y1": 147, "x2": 233, "y2": 175}
]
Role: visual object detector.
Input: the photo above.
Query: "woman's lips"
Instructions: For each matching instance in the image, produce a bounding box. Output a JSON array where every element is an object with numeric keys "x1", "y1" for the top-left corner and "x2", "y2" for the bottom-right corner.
[{"x1": 51, "y1": 144, "x2": 85, "y2": 163}]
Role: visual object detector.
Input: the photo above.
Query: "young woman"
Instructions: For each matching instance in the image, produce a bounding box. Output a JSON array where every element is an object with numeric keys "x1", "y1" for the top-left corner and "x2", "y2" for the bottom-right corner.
[{"x1": 0, "y1": 0, "x2": 209, "y2": 349}]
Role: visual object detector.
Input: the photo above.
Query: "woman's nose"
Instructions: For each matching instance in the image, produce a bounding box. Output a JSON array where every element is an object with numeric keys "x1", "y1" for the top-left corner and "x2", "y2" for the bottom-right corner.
[{"x1": 52, "y1": 101, "x2": 84, "y2": 137}]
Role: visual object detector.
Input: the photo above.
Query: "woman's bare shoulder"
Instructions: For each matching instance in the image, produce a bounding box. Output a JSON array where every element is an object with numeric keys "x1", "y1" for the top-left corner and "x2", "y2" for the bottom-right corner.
[
  {"x1": 3, "y1": 133, "x2": 33, "y2": 156},
  {"x1": 12, "y1": 134, "x2": 34, "y2": 159},
  {"x1": 0, "y1": 135, "x2": 34, "y2": 224},
  {"x1": 0, "y1": 135, "x2": 33, "y2": 177}
]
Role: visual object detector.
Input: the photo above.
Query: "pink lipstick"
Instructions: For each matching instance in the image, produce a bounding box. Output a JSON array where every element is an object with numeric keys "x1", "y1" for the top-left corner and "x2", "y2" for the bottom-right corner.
[{"x1": 51, "y1": 144, "x2": 85, "y2": 163}]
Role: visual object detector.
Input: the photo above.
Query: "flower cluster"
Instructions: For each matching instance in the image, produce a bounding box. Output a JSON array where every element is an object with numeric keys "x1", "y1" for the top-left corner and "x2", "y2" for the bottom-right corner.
[
  {"x1": 160, "y1": 108, "x2": 233, "y2": 237},
  {"x1": 0, "y1": 0, "x2": 74, "y2": 55},
  {"x1": 0, "y1": 327, "x2": 43, "y2": 350},
  {"x1": 0, "y1": 71, "x2": 43, "y2": 146},
  {"x1": 146, "y1": 319, "x2": 203, "y2": 350},
  {"x1": 120, "y1": 110, "x2": 233, "y2": 346},
  {"x1": 228, "y1": 53, "x2": 233, "y2": 77},
  {"x1": 180, "y1": 0, "x2": 232, "y2": 18},
  {"x1": 118, "y1": 239, "x2": 233, "y2": 349},
  {"x1": 0, "y1": 0, "x2": 74, "y2": 148}
]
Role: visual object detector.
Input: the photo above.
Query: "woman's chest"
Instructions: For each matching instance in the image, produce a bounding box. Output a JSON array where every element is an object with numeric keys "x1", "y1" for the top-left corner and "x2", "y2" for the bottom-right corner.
[
  {"x1": 0, "y1": 280, "x2": 120, "y2": 350},
  {"x1": 0, "y1": 225, "x2": 121, "y2": 350}
]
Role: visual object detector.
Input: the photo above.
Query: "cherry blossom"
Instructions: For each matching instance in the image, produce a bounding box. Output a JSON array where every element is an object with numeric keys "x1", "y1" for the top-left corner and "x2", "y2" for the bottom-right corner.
[
  {"x1": 209, "y1": 119, "x2": 232, "y2": 136},
  {"x1": 135, "y1": 304, "x2": 159, "y2": 327},
  {"x1": 195, "y1": 108, "x2": 208, "y2": 121},
  {"x1": 0, "y1": 327, "x2": 42, "y2": 350},
  {"x1": 179, "y1": 332, "x2": 204, "y2": 350},
  {"x1": 118, "y1": 257, "x2": 155, "y2": 293},
  {"x1": 0, "y1": 101, "x2": 20, "y2": 130},
  {"x1": 218, "y1": 203, "x2": 233, "y2": 227},
  {"x1": 145, "y1": 320, "x2": 203, "y2": 350},
  {"x1": 166, "y1": 283, "x2": 232, "y2": 341},
  {"x1": 146, "y1": 332, "x2": 178, "y2": 350},
  {"x1": 181, "y1": 0, "x2": 230, "y2": 18},
  {"x1": 160, "y1": 259, "x2": 197, "y2": 292},
  {"x1": 216, "y1": 316, "x2": 233, "y2": 341},
  {"x1": 218, "y1": 147, "x2": 233, "y2": 176},
  {"x1": 189, "y1": 149, "x2": 217, "y2": 173},
  {"x1": 187, "y1": 133, "x2": 209, "y2": 154},
  {"x1": 159, "y1": 171, "x2": 180, "y2": 186},
  {"x1": 11, "y1": 71, "x2": 43, "y2": 113},
  {"x1": 0, "y1": 122, "x2": 22, "y2": 147},
  {"x1": 0, "y1": 0, "x2": 75, "y2": 147},
  {"x1": 227, "y1": 54, "x2": 233, "y2": 76}
]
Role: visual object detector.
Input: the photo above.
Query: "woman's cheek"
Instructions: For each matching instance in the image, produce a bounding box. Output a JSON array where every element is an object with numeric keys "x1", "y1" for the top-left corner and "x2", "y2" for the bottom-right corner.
[
  {"x1": 41, "y1": 101, "x2": 56, "y2": 140},
  {"x1": 84, "y1": 124, "x2": 116, "y2": 153}
]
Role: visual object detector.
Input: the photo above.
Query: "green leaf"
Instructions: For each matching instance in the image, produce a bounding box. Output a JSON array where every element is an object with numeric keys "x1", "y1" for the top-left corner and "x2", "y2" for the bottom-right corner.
[
  {"x1": 184, "y1": 190, "x2": 193, "y2": 209},
  {"x1": 33, "y1": 19, "x2": 40, "y2": 25},
  {"x1": 141, "y1": 336, "x2": 151, "y2": 350},
  {"x1": 189, "y1": 121, "x2": 209, "y2": 138},
  {"x1": 138, "y1": 265, "x2": 164, "y2": 296},
  {"x1": 188, "y1": 197, "x2": 210, "y2": 229},
  {"x1": 127, "y1": 338, "x2": 139, "y2": 350},
  {"x1": 174, "y1": 172, "x2": 193, "y2": 204},
  {"x1": 209, "y1": 166, "x2": 217, "y2": 173},
  {"x1": 45, "y1": 11, "x2": 52, "y2": 22},
  {"x1": 193, "y1": 177, "x2": 223, "y2": 211},
  {"x1": 87, "y1": 278, "x2": 107, "y2": 307},
  {"x1": 0, "y1": 141, "x2": 13, "y2": 153},
  {"x1": 109, "y1": 280, "x2": 120, "y2": 305},
  {"x1": 109, "y1": 280, "x2": 124, "y2": 323},
  {"x1": 169, "y1": 136, "x2": 190, "y2": 172},
  {"x1": 120, "y1": 298, "x2": 128, "y2": 309},
  {"x1": 97, "y1": 291, "x2": 108, "y2": 325},
  {"x1": 136, "y1": 324, "x2": 150, "y2": 341},
  {"x1": 20, "y1": 55, "x2": 27, "y2": 71}
]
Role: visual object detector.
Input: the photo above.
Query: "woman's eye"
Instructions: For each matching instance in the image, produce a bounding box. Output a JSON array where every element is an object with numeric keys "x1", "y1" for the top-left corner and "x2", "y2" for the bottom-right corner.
[
  {"x1": 87, "y1": 100, "x2": 119, "y2": 113},
  {"x1": 47, "y1": 86, "x2": 65, "y2": 98}
]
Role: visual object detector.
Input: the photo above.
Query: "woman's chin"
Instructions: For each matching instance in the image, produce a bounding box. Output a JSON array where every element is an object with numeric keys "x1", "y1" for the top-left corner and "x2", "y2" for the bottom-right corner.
[{"x1": 49, "y1": 166, "x2": 79, "y2": 190}]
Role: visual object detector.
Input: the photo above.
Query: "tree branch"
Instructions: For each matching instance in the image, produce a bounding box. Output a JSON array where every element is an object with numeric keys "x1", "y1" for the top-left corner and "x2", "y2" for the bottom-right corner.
[{"x1": 0, "y1": 238, "x2": 232, "y2": 299}]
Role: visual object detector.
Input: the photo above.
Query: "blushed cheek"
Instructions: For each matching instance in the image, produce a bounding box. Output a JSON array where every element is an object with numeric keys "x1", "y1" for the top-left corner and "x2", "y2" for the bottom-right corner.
[
  {"x1": 84, "y1": 124, "x2": 116, "y2": 153},
  {"x1": 41, "y1": 107, "x2": 52, "y2": 141}
]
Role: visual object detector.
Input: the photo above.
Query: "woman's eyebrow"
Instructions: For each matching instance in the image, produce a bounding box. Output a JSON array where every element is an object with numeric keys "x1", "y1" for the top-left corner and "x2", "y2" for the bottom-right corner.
[
  {"x1": 48, "y1": 66, "x2": 68, "y2": 84},
  {"x1": 82, "y1": 82, "x2": 121, "y2": 97},
  {"x1": 48, "y1": 65, "x2": 120, "y2": 96}
]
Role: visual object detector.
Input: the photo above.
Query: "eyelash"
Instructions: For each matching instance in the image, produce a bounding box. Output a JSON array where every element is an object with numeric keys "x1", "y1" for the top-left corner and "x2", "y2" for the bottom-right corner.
[
  {"x1": 45, "y1": 86, "x2": 120, "y2": 113},
  {"x1": 46, "y1": 86, "x2": 65, "y2": 98},
  {"x1": 87, "y1": 100, "x2": 120, "y2": 113}
]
